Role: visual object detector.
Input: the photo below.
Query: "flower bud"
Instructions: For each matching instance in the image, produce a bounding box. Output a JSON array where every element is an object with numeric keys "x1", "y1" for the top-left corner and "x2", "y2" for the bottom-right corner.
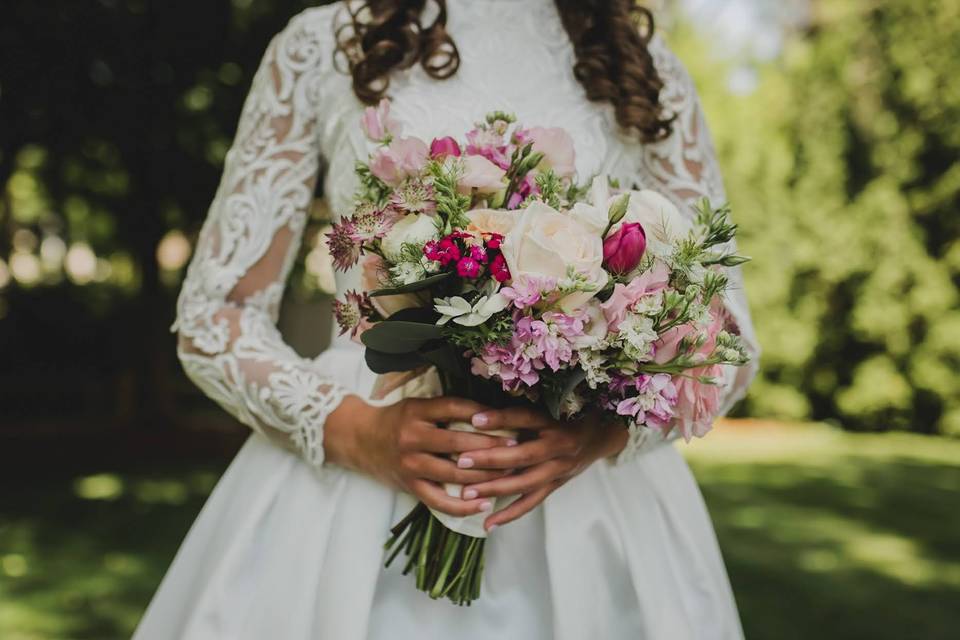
[
  {"x1": 602, "y1": 222, "x2": 646, "y2": 275},
  {"x1": 429, "y1": 136, "x2": 462, "y2": 159},
  {"x1": 607, "y1": 193, "x2": 630, "y2": 225}
]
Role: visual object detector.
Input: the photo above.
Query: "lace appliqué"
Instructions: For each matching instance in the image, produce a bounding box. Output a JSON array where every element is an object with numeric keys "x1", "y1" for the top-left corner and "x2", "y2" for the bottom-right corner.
[{"x1": 172, "y1": 7, "x2": 346, "y2": 468}]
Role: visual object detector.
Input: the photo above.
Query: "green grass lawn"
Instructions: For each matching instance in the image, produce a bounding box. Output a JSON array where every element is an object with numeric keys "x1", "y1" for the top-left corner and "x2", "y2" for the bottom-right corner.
[{"x1": 1, "y1": 423, "x2": 958, "y2": 639}]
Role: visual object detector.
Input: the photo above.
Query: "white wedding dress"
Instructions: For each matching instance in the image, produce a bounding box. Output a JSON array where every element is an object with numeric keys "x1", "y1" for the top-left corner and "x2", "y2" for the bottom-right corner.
[{"x1": 133, "y1": 1, "x2": 760, "y2": 638}]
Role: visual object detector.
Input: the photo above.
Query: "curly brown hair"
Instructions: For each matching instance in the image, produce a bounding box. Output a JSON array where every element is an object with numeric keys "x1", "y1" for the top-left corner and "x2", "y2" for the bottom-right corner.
[{"x1": 334, "y1": 0, "x2": 674, "y2": 142}]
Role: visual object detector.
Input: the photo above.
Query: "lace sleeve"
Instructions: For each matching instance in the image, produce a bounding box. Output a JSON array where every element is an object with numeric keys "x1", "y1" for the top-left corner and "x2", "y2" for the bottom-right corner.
[
  {"x1": 614, "y1": 36, "x2": 762, "y2": 465},
  {"x1": 172, "y1": 9, "x2": 347, "y2": 468}
]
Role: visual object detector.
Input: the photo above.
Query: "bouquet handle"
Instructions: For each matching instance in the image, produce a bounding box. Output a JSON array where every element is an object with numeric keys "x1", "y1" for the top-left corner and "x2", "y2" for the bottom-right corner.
[{"x1": 432, "y1": 421, "x2": 520, "y2": 538}]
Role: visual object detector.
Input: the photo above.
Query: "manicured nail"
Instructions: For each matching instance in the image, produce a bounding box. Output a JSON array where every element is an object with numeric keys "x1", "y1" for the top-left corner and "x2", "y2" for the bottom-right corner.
[
  {"x1": 479, "y1": 501, "x2": 493, "y2": 512},
  {"x1": 463, "y1": 488, "x2": 478, "y2": 500},
  {"x1": 457, "y1": 457, "x2": 475, "y2": 469},
  {"x1": 487, "y1": 524, "x2": 499, "y2": 533},
  {"x1": 506, "y1": 439, "x2": 518, "y2": 447},
  {"x1": 472, "y1": 413, "x2": 489, "y2": 427}
]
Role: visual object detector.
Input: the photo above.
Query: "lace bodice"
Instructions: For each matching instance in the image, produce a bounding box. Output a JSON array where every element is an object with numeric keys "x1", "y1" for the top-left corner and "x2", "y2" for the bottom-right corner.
[{"x1": 173, "y1": 0, "x2": 760, "y2": 468}]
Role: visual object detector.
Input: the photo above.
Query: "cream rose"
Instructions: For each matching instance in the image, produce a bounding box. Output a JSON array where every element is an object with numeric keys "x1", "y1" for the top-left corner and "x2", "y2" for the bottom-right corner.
[
  {"x1": 501, "y1": 201, "x2": 607, "y2": 312},
  {"x1": 466, "y1": 208, "x2": 517, "y2": 237},
  {"x1": 381, "y1": 213, "x2": 439, "y2": 262}
]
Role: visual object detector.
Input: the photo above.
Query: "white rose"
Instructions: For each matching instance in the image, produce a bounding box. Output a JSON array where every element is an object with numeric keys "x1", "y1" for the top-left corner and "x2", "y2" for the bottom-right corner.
[
  {"x1": 381, "y1": 213, "x2": 439, "y2": 262},
  {"x1": 501, "y1": 201, "x2": 607, "y2": 312},
  {"x1": 567, "y1": 176, "x2": 613, "y2": 235},
  {"x1": 615, "y1": 190, "x2": 693, "y2": 258}
]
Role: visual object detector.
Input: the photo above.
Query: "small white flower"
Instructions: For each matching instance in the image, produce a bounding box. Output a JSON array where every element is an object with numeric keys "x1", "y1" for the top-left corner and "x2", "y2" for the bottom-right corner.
[
  {"x1": 579, "y1": 349, "x2": 611, "y2": 389},
  {"x1": 434, "y1": 293, "x2": 509, "y2": 327},
  {"x1": 619, "y1": 313, "x2": 658, "y2": 361},
  {"x1": 632, "y1": 291, "x2": 664, "y2": 316},
  {"x1": 390, "y1": 260, "x2": 426, "y2": 285}
]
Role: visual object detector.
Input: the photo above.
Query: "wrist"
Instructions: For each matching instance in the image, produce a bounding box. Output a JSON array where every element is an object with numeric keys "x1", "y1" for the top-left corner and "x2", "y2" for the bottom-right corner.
[{"x1": 324, "y1": 394, "x2": 379, "y2": 470}]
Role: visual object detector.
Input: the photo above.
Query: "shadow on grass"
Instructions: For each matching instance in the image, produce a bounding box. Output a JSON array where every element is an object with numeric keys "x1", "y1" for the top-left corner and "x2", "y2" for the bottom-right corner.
[
  {"x1": 691, "y1": 455, "x2": 960, "y2": 640},
  {"x1": 2, "y1": 434, "x2": 959, "y2": 639}
]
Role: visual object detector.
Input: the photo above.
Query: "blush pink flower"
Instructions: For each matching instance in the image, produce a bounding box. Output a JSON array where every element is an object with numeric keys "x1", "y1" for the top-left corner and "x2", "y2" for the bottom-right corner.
[
  {"x1": 671, "y1": 364, "x2": 723, "y2": 441},
  {"x1": 601, "y1": 261, "x2": 670, "y2": 331},
  {"x1": 501, "y1": 274, "x2": 558, "y2": 310},
  {"x1": 528, "y1": 126, "x2": 576, "y2": 179},
  {"x1": 457, "y1": 154, "x2": 507, "y2": 194},
  {"x1": 465, "y1": 127, "x2": 510, "y2": 169},
  {"x1": 360, "y1": 98, "x2": 401, "y2": 142},
  {"x1": 369, "y1": 136, "x2": 429, "y2": 186}
]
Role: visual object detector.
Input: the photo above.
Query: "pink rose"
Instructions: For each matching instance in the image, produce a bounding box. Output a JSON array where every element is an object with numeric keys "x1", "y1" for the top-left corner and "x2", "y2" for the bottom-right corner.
[
  {"x1": 457, "y1": 154, "x2": 507, "y2": 194},
  {"x1": 528, "y1": 126, "x2": 576, "y2": 179},
  {"x1": 430, "y1": 136, "x2": 462, "y2": 159},
  {"x1": 360, "y1": 98, "x2": 401, "y2": 142},
  {"x1": 656, "y1": 307, "x2": 726, "y2": 440},
  {"x1": 369, "y1": 136, "x2": 429, "y2": 187},
  {"x1": 600, "y1": 261, "x2": 670, "y2": 331},
  {"x1": 603, "y1": 222, "x2": 646, "y2": 275}
]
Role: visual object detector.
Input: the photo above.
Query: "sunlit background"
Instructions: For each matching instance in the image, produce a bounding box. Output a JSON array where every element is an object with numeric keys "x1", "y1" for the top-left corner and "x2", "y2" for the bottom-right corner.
[{"x1": 1, "y1": 1, "x2": 958, "y2": 638}]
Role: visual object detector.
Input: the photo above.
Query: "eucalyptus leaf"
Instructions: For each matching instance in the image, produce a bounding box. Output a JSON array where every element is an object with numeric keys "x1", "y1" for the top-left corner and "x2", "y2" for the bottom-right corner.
[
  {"x1": 370, "y1": 272, "x2": 452, "y2": 297},
  {"x1": 361, "y1": 321, "x2": 443, "y2": 354},
  {"x1": 365, "y1": 348, "x2": 427, "y2": 374}
]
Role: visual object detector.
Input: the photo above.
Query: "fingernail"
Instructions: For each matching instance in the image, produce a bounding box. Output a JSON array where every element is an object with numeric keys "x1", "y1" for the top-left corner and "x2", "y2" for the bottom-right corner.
[
  {"x1": 487, "y1": 524, "x2": 499, "y2": 533},
  {"x1": 463, "y1": 488, "x2": 478, "y2": 500},
  {"x1": 506, "y1": 439, "x2": 518, "y2": 447},
  {"x1": 457, "y1": 457, "x2": 475, "y2": 469},
  {"x1": 472, "y1": 413, "x2": 489, "y2": 427},
  {"x1": 479, "y1": 501, "x2": 493, "y2": 512}
]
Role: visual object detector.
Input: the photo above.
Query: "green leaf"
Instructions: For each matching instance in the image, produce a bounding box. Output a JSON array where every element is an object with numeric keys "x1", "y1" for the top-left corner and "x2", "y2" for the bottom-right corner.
[
  {"x1": 421, "y1": 344, "x2": 466, "y2": 376},
  {"x1": 361, "y1": 321, "x2": 443, "y2": 354},
  {"x1": 369, "y1": 272, "x2": 452, "y2": 297},
  {"x1": 365, "y1": 349, "x2": 427, "y2": 374}
]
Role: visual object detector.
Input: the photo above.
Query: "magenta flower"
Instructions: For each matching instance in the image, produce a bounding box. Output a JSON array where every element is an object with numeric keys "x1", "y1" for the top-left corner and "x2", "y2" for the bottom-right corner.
[
  {"x1": 456, "y1": 256, "x2": 481, "y2": 278},
  {"x1": 424, "y1": 236, "x2": 462, "y2": 266},
  {"x1": 326, "y1": 220, "x2": 362, "y2": 271},
  {"x1": 603, "y1": 222, "x2": 647, "y2": 275},
  {"x1": 486, "y1": 233, "x2": 503, "y2": 250},
  {"x1": 489, "y1": 253, "x2": 511, "y2": 282},
  {"x1": 468, "y1": 244, "x2": 488, "y2": 264},
  {"x1": 429, "y1": 136, "x2": 462, "y2": 159}
]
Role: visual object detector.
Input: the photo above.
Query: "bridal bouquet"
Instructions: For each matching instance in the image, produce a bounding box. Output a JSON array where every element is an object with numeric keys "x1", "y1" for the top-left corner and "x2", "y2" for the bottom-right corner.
[{"x1": 328, "y1": 102, "x2": 752, "y2": 605}]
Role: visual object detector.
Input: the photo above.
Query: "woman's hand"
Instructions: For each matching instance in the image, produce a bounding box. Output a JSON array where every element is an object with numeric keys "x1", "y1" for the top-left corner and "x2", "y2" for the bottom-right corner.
[
  {"x1": 325, "y1": 395, "x2": 516, "y2": 518},
  {"x1": 458, "y1": 407, "x2": 629, "y2": 531}
]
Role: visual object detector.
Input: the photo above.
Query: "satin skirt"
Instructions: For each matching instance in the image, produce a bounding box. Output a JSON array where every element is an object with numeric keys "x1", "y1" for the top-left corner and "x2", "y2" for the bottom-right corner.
[{"x1": 133, "y1": 347, "x2": 744, "y2": 639}]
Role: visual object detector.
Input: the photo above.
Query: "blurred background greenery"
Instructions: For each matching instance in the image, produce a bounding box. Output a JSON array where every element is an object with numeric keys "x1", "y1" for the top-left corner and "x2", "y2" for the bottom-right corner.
[{"x1": 0, "y1": 0, "x2": 958, "y2": 638}]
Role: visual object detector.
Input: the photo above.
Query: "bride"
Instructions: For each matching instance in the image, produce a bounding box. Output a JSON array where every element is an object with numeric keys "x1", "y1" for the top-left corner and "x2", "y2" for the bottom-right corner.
[{"x1": 134, "y1": 0, "x2": 760, "y2": 638}]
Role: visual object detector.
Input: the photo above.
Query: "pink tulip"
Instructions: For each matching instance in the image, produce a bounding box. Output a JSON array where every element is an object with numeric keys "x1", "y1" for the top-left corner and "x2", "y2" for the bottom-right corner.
[
  {"x1": 602, "y1": 222, "x2": 646, "y2": 274},
  {"x1": 430, "y1": 136, "x2": 462, "y2": 159}
]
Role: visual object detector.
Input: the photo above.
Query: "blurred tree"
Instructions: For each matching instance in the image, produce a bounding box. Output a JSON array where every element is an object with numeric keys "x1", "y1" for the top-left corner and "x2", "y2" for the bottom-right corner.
[
  {"x1": 0, "y1": 1, "x2": 331, "y2": 428},
  {"x1": 678, "y1": 0, "x2": 960, "y2": 434}
]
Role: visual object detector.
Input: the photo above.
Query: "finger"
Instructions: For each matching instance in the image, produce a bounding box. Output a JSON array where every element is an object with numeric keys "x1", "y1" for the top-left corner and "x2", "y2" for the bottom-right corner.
[
  {"x1": 414, "y1": 424, "x2": 517, "y2": 454},
  {"x1": 471, "y1": 406, "x2": 555, "y2": 431},
  {"x1": 461, "y1": 460, "x2": 569, "y2": 499},
  {"x1": 409, "y1": 478, "x2": 494, "y2": 518},
  {"x1": 484, "y1": 483, "x2": 557, "y2": 530},
  {"x1": 407, "y1": 453, "x2": 510, "y2": 485},
  {"x1": 457, "y1": 438, "x2": 561, "y2": 470},
  {"x1": 411, "y1": 396, "x2": 489, "y2": 424}
]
